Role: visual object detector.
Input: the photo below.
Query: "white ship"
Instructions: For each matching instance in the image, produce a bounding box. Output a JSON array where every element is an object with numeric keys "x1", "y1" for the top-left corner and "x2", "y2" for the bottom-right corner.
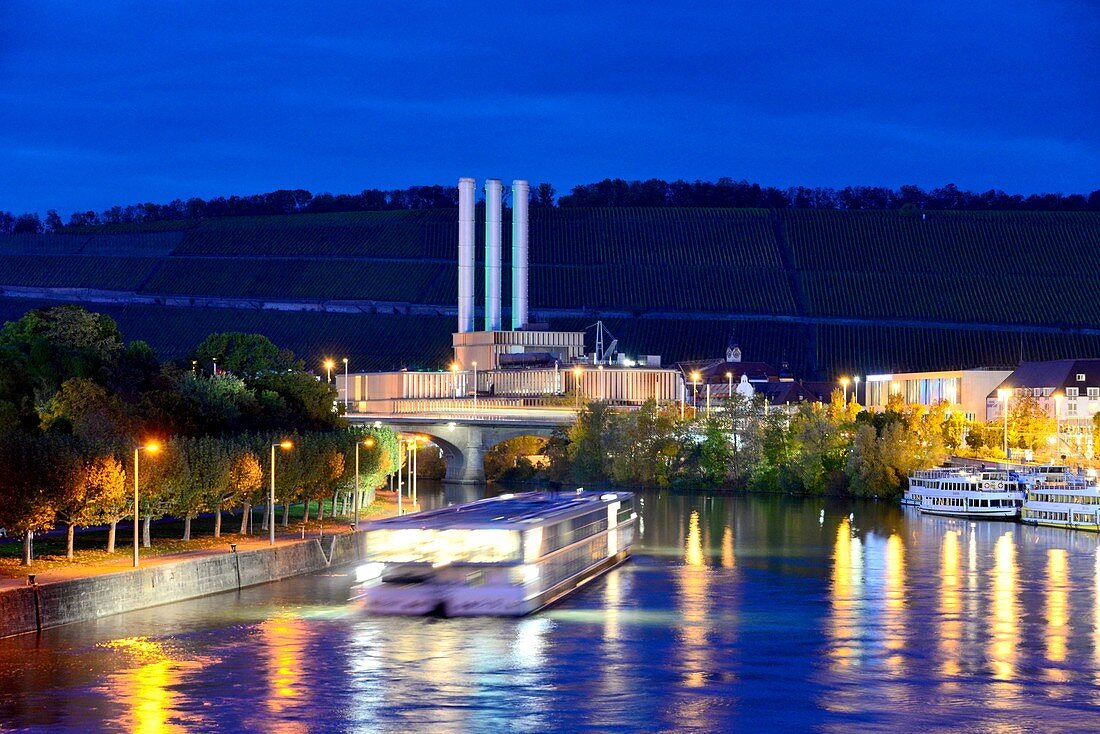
[
  {"x1": 904, "y1": 468, "x2": 1024, "y2": 519},
  {"x1": 351, "y1": 490, "x2": 636, "y2": 617},
  {"x1": 1021, "y1": 468, "x2": 1100, "y2": 532}
]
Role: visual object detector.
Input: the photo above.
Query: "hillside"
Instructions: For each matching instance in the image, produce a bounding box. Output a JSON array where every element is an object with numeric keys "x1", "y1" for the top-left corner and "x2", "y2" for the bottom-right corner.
[{"x1": 2, "y1": 208, "x2": 1099, "y2": 376}]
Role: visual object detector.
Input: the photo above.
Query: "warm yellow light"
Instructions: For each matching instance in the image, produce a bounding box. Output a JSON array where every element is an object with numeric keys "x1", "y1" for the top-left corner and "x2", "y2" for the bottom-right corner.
[
  {"x1": 450, "y1": 362, "x2": 459, "y2": 373},
  {"x1": 997, "y1": 388, "x2": 1011, "y2": 400},
  {"x1": 364, "y1": 437, "x2": 376, "y2": 448},
  {"x1": 725, "y1": 371, "x2": 732, "y2": 378},
  {"x1": 279, "y1": 441, "x2": 293, "y2": 450},
  {"x1": 839, "y1": 377, "x2": 850, "y2": 387},
  {"x1": 691, "y1": 371, "x2": 701, "y2": 382},
  {"x1": 573, "y1": 366, "x2": 583, "y2": 376},
  {"x1": 323, "y1": 359, "x2": 335, "y2": 370},
  {"x1": 143, "y1": 442, "x2": 160, "y2": 453}
]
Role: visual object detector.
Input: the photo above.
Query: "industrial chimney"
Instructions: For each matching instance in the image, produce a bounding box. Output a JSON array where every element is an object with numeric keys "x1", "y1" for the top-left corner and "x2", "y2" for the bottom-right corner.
[
  {"x1": 511, "y1": 180, "x2": 529, "y2": 331},
  {"x1": 457, "y1": 177, "x2": 475, "y2": 333},
  {"x1": 484, "y1": 179, "x2": 503, "y2": 331}
]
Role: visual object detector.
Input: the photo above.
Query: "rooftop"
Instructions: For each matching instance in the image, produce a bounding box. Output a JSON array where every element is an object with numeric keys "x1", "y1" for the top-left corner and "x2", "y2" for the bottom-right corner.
[{"x1": 366, "y1": 490, "x2": 633, "y2": 530}]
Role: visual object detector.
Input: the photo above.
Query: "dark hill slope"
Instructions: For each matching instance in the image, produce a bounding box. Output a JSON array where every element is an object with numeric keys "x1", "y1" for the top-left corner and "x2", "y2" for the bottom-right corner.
[{"x1": 2, "y1": 208, "x2": 1099, "y2": 376}]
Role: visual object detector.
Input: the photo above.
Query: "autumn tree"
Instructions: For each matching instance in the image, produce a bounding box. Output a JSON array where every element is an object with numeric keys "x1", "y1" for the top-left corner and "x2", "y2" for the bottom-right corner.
[
  {"x1": 224, "y1": 447, "x2": 262, "y2": 537},
  {"x1": 56, "y1": 453, "x2": 126, "y2": 559}
]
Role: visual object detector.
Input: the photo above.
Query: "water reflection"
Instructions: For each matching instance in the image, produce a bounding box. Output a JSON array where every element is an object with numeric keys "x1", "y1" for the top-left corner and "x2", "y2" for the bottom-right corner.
[
  {"x1": 97, "y1": 636, "x2": 204, "y2": 732},
  {"x1": 2, "y1": 490, "x2": 1100, "y2": 732}
]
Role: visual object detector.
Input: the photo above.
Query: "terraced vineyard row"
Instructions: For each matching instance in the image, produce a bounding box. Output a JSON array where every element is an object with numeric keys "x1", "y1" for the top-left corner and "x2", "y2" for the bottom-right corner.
[
  {"x1": 801, "y1": 271, "x2": 1100, "y2": 326},
  {"x1": 173, "y1": 211, "x2": 452, "y2": 258},
  {"x1": 142, "y1": 259, "x2": 452, "y2": 303},
  {"x1": 783, "y1": 209, "x2": 1100, "y2": 275},
  {"x1": 0, "y1": 255, "x2": 161, "y2": 290},
  {"x1": 815, "y1": 324, "x2": 1100, "y2": 376},
  {"x1": 530, "y1": 265, "x2": 795, "y2": 313}
]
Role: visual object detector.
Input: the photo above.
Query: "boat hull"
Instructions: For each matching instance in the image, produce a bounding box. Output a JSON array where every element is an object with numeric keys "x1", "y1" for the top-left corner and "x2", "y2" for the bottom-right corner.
[{"x1": 355, "y1": 549, "x2": 631, "y2": 617}]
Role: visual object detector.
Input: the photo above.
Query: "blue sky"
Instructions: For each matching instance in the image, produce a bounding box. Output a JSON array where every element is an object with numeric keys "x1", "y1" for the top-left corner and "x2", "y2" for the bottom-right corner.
[{"x1": 1, "y1": 1, "x2": 1096, "y2": 214}]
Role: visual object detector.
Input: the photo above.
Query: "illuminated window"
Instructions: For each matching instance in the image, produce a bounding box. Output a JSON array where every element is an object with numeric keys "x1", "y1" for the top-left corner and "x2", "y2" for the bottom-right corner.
[
  {"x1": 1067, "y1": 387, "x2": 1079, "y2": 397},
  {"x1": 1077, "y1": 373, "x2": 1086, "y2": 382},
  {"x1": 1088, "y1": 388, "x2": 1098, "y2": 398}
]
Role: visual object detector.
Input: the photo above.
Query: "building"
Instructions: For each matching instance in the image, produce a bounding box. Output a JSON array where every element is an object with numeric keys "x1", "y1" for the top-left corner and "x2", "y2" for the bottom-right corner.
[
  {"x1": 675, "y1": 340, "x2": 833, "y2": 410},
  {"x1": 986, "y1": 359, "x2": 1100, "y2": 429},
  {"x1": 338, "y1": 176, "x2": 683, "y2": 413},
  {"x1": 865, "y1": 369, "x2": 1011, "y2": 420}
]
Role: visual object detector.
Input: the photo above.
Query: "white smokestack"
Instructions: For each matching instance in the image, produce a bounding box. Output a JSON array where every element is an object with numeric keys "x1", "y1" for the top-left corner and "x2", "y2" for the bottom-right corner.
[
  {"x1": 511, "y1": 179, "x2": 529, "y2": 331},
  {"x1": 484, "y1": 179, "x2": 503, "y2": 331},
  {"x1": 457, "y1": 177, "x2": 475, "y2": 333}
]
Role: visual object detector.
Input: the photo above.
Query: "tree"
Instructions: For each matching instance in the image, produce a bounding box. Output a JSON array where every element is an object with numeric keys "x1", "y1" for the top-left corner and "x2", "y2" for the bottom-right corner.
[
  {"x1": 40, "y1": 377, "x2": 133, "y2": 447},
  {"x1": 0, "y1": 435, "x2": 67, "y2": 564},
  {"x1": 224, "y1": 448, "x2": 262, "y2": 537},
  {"x1": 0, "y1": 306, "x2": 124, "y2": 399},
  {"x1": 252, "y1": 371, "x2": 343, "y2": 431},
  {"x1": 567, "y1": 402, "x2": 616, "y2": 483},
  {"x1": 192, "y1": 333, "x2": 293, "y2": 379},
  {"x1": 1009, "y1": 395, "x2": 1055, "y2": 451},
  {"x1": 169, "y1": 437, "x2": 231, "y2": 541},
  {"x1": 56, "y1": 453, "x2": 126, "y2": 559},
  {"x1": 83, "y1": 456, "x2": 129, "y2": 553}
]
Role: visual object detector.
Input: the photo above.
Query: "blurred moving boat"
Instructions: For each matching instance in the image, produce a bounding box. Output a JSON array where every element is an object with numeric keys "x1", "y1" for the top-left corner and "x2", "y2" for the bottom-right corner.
[{"x1": 351, "y1": 490, "x2": 636, "y2": 616}]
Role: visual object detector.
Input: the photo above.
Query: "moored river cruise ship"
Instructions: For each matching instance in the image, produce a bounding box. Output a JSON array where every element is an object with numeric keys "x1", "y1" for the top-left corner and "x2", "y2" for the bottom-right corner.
[
  {"x1": 1021, "y1": 471, "x2": 1100, "y2": 532},
  {"x1": 904, "y1": 468, "x2": 1025, "y2": 519},
  {"x1": 351, "y1": 490, "x2": 636, "y2": 617}
]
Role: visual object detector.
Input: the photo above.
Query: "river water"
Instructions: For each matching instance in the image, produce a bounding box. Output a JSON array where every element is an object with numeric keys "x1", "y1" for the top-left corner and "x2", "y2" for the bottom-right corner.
[{"x1": 2, "y1": 486, "x2": 1100, "y2": 733}]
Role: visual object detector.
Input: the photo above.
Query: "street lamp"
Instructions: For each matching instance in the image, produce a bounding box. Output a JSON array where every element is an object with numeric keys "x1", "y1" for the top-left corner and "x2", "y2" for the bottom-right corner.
[
  {"x1": 573, "y1": 365, "x2": 584, "y2": 408},
  {"x1": 133, "y1": 441, "x2": 160, "y2": 568},
  {"x1": 450, "y1": 362, "x2": 459, "y2": 399},
  {"x1": 269, "y1": 441, "x2": 293, "y2": 546},
  {"x1": 598, "y1": 364, "x2": 605, "y2": 401},
  {"x1": 342, "y1": 358, "x2": 349, "y2": 411},
  {"x1": 1053, "y1": 391, "x2": 1064, "y2": 457},
  {"x1": 691, "y1": 371, "x2": 701, "y2": 417},
  {"x1": 472, "y1": 361, "x2": 478, "y2": 413},
  {"x1": 726, "y1": 371, "x2": 733, "y2": 401},
  {"x1": 997, "y1": 388, "x2": 1011, "y2": 459},
  {"x1": 853, "y1": 376, "x2": 861, "y2": 405},
  {"x1": 354, "y1": 437, "x2": 376, "y2": 530},
  {"x1": 212, "y1": 357, "x2": 217, "y2": 376},
  {"x1": 324, "y1": 358, "x2": 335, "y2": 384},
  {"x1": 191, "y1": 360, "x2": 197, "y2": 374},
  {"x1": 840, "y1": 376, "x2": 850, "y2": 403}
]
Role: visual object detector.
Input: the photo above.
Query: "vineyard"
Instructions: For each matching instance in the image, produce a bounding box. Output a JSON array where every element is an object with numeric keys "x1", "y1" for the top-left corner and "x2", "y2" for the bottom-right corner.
[{"x1": 2, "y1": 207, "x2": 1099, "y2": 375}]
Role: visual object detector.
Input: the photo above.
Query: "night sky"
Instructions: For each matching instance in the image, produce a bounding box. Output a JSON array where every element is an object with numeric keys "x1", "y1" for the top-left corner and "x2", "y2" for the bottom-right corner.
[{"x1": 1, "y1": 1, "x2": 1096, "y2": 214}]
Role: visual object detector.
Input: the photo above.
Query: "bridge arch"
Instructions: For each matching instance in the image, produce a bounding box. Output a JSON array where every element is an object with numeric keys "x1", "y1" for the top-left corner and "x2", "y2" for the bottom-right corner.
[{"x1": 353, "y1": 418, "x2": 558, "y2": 484}]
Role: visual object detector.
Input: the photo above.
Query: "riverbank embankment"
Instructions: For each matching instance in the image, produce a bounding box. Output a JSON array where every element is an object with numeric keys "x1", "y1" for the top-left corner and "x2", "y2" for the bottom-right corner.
[{"x1": 0, "y1": 530, "x2": 368, "y2": 639}]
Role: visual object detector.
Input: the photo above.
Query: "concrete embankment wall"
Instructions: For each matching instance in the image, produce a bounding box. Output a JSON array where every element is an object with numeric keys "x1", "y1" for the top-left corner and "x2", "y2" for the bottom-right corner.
[{"x1": 0, "y1": 532, "x2": 368, "y2": 639}]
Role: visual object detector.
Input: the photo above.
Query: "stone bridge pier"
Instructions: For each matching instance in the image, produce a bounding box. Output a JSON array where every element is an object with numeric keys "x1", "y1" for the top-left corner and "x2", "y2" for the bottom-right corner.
[{"x1": 351, "y1": 417, "x2": 559, "y2": 485}]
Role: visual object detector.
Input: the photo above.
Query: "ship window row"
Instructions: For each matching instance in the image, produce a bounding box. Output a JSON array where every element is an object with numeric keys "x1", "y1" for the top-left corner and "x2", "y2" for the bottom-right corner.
[
  {"x1": 927, "y1": 497, "x2": 1021, "y2": 508},
  {"x1": 1030, "y1": 493, "x2": 1100, "y2": 505},
  {"x1": 535, "y1": 534, "x2": 616, "y2": 588},
  {"x1": 1025, "y1": 510, "x2": 1070, "y2": 522}
]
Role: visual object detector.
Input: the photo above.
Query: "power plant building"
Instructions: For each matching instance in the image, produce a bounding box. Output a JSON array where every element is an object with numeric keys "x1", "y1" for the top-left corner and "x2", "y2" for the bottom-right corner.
[{"x1": 338, "y1": 176, "x2": 683, "y2": 413}]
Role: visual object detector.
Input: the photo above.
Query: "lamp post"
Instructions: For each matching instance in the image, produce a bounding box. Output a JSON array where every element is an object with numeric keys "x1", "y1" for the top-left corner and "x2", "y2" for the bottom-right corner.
[
  {"x1": 450, "y1": 362, "x2": 459, "y2": 399},
  {"x1": 472, "y1": 361, "x2": 478, "y2": 413},
  {"x1": 853, "y1": 376, "x2": 860, "y2": 405},
  {"x1": 573, "y1": 366, "x2": 584, "y2": 409},
  {"x1": 598, "y1": 364, "x2": 605, "y2": 402},
  {"x1": 133, "y1": 442, "x2": 160, "y2": 568},
  {"x1": 840, "y1": 377, "x2": 850, "y2": 403},
  {"x1": 342, "y1": 358, "x2": 349, "y2": 411},
  {"x1": 354, "y1": 437, "x2": 375, "y2": 530},
  {"x1": 191, "y1": 360, "x2": 197, "y2": 375},
  {"x1": 997, "y1": 388, "x2": 1011, "y2": 459},
  {"x1": 324, "y1": 358, "x2": 335, "y2": 385},
  {"x1": 726, "y1": 371, "x2": 733, "y2": 401},
  {"x1": 1054, "y1": 392, "x2": 1064, "y2": 457},
  {"x1": 706, "y1": 383, "x2": 711, "y2": 418},
  {"x1": 691, "y1": 371, "x2": 701, "y2": 418},
  {"x1": 270, "y1": 441, "x2": 293, "y2": 545},
  {"x1": 212, "y1": 357, "x2": 217, "y2": 376}
]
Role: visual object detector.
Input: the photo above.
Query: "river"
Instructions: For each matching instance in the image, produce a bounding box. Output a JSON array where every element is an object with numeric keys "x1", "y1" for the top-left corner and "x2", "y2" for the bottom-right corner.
[{"x1": 1, "y1": 486, "x2": 1100, "y2": 733}]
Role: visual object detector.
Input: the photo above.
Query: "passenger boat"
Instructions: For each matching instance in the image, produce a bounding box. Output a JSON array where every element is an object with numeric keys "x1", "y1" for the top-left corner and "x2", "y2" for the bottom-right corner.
[
  {"x1": 905, "y1": 468, "x2": 1025, "y2": 519},
  {"x1": 1021, "y1": 470, "x2": 1100, "y2": 532},
  {"x1": 351, "y1": 490, "x2": 636, "y2": 617}
]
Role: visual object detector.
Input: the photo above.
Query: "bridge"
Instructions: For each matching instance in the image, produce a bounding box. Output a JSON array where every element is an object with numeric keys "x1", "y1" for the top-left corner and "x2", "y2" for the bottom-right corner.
[{"x1": 346, "y1": 402, "x2": 577, "y2": 484}]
